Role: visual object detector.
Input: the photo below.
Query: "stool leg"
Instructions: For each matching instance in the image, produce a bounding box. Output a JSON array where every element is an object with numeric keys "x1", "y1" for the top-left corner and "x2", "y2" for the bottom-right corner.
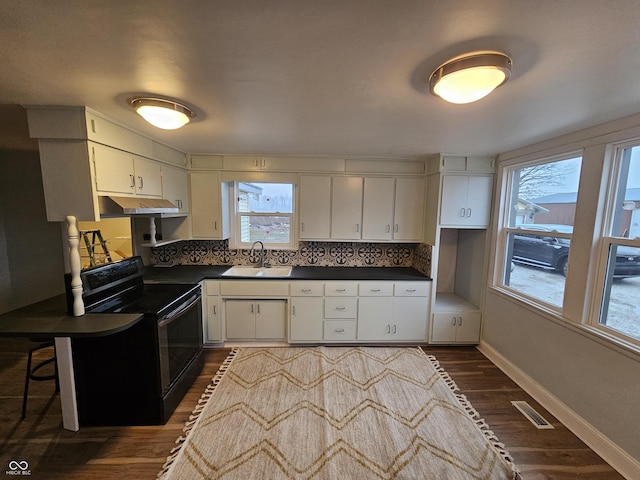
[{"x1": 22, "y1": 349, "x2": 34, "y2": 419}]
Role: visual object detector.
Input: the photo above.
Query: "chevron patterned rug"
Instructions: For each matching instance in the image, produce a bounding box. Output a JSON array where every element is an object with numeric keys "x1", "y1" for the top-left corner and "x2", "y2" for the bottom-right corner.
[{"x1": 158, "y1": 346, "x2": 521, "y2": 479}]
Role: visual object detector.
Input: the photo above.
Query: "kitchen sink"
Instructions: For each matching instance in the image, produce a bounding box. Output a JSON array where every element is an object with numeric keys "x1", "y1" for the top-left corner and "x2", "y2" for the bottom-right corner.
[{"x1": 221, "y1": 266, "x2": 293, "y2": 277}]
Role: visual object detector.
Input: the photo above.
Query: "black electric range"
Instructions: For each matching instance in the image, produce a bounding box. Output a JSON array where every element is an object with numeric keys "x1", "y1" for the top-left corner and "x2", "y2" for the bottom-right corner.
[{"x1": 66, "y1": 257, "x2": 204, "y2": 426}]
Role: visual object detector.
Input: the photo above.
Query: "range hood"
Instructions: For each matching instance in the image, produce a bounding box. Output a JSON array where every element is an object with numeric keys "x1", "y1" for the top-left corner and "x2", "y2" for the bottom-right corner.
[{"x1": 99, "y1": 196, "x2": 180, "y2": 216}]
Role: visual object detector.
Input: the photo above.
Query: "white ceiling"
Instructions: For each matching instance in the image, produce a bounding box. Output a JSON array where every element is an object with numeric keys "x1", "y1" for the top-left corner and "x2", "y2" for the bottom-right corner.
[{"x1": 2, "y1": 1, "x2": 640, "y2": 158}]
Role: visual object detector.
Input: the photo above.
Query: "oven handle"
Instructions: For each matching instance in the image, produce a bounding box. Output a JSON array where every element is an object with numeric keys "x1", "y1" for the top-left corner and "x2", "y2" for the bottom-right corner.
[{"x1": 157, "y1": 292, "x2": 201, "y2": 328}]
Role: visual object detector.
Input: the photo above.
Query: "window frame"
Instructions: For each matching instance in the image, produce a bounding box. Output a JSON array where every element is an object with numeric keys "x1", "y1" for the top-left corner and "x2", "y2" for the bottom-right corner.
[
  {"x1": 588, "y1": 140, "x2": 640, "y2": 347},
  {"x1": 228, "y1": 180, "x2": 297, "y2": 250},
  {"x1": 495, "y1": 152, "x2": 583, "y2": 312}
]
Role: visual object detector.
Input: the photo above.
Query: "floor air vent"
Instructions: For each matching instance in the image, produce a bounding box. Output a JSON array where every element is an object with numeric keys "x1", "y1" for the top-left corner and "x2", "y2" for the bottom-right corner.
[{"x1": 511, "y1": 401, "x2": 554, "y2": 429}]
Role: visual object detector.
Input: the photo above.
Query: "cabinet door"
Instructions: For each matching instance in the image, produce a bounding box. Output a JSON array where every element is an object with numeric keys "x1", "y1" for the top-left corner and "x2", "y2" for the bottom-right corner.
[
  {"x1": 92, "y1": 143, "x2": 136, "y2": 194},
  {"x1": 331, "y1": 176, "x2": 363, "y2": 239},
  {"x1": 162, "y1": 165, "x2": 190, "y2": 213},
  {"x1": 204, "y1": 295, "x2": 222, "y2": 343},
  {"x1": 290, "y1": 297, "x2": 324, "y2": 341},
  {"x1": 357, "y1": 297, "x2": 394, "y2": 341},
  {"x1": 299, "y1": 176, "x2": 331, "y2": 239},
  {"x1": 393, "y1": 177, "x2": 425, "y2": 241},
  {"x1": 392, "y1": 297, "x2": 428, "y2": 340},
  {"x1": 255, "y1": 300, "x2": 286, "y2": 339},
  {"x1": 362, "y1": 177, "x2": 394, "y2": 240},
  {"x1": 455, "y1": 311, "x2": 481, "y2": 343},
  {"x1": 133, "y1": 156, "x2": 163, "y2": 197},
  {"x1": 431, "y1": 312, "x2": 458, "y2": 343},
  {"x1": 190, "y1": 172, "x2": 228, "y2": 239},
  {"x1": 466, "y1": 176, "x2": 493, "y2": 226},
  {"x1": 225, "y1": 300, "x2": 255, "y2": 339},
  {"x1": 439, "y1": 175, "x2": 469, "y2": 225}
]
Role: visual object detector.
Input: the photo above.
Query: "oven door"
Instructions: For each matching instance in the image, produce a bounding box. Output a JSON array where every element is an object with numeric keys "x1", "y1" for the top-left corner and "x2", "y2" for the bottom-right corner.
[{"x1": 157, "y1": 290, "x2": 203, "y2": 395}]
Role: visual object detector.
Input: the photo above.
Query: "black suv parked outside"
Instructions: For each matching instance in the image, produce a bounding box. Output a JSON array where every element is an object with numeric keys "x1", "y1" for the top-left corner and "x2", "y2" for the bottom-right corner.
[{"x1": 511, "y1": 224, "x2": 640, "y2": 278}]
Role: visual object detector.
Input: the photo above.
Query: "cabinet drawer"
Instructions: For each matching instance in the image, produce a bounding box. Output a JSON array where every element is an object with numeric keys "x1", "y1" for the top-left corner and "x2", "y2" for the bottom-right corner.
[
  {"x1": 324, "y1": 282, "x2": 357, "y2": 296},
  {"x1": 394, "y1": 282, "x2": 431, "y2": 297},
  {"x1": 204, "y1": 281, "x2": 220, "y2": 295},
  {"x1": 323, "y1": 320, "x2": 356, "y2": 341},
  {"x1": 358, "y1": 282, "x2": 393, "y2": 296},
  {"x1": 290, "y1": 281, "x2": 323, "y2": 297},
  {"x1": 324, "y1": 297, "x2": 357, "y2": 318}
]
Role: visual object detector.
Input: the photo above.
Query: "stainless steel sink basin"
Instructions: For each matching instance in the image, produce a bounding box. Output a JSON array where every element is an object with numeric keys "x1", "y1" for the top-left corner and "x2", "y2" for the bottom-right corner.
[{"x1": 221, "y1": 266, "x2": 293, "y2": 277}]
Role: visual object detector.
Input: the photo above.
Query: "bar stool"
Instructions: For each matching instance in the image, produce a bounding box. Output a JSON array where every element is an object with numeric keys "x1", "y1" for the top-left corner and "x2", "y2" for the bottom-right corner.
[{"x1": 22, "y1": 339, "x2": 59, "y2": 419}]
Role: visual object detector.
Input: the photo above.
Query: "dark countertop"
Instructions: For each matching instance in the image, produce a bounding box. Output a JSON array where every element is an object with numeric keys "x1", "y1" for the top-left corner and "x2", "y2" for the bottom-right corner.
[
  {"x1": 0, "y1": 294, "x2": 143, "y2": 338},
  {"x1": 143, "y1": 265, "x2": 431, "y2": 284}
]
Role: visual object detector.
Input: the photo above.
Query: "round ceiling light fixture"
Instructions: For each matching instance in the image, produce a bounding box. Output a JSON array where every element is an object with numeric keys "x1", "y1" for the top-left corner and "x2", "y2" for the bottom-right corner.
[
  {"x1": 127, "y1": 97, "x2": 196, "y2": 130},
  {"x1": 429, "y1": 51, "x2": 512, "y2": 104}
]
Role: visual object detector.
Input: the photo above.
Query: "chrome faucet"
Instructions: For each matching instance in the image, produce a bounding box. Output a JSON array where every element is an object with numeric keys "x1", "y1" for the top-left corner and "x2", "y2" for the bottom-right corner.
[{"x1": 250, "y1": 240, "x2": 268, "y2": 268}]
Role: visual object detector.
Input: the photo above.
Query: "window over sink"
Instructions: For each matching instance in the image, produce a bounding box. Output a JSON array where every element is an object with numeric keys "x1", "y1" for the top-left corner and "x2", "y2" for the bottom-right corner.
[{"x1": 230, "y1": 182, "x2": 295, "y2": 250}]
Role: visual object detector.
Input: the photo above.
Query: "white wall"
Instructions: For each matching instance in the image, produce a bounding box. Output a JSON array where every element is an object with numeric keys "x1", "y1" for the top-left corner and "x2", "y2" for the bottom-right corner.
[{"x1": 483, "y1": 112, "x2": 640, "y2": 470}]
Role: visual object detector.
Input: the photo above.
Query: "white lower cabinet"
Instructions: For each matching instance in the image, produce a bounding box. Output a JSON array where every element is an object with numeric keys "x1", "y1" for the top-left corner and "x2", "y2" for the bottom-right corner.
[
  {"x1": 225, "y1": 300, "x2": 286, "y2": 340},
  {"x1": 357, "y1": 281, "x2": 430, "y2": 342},
  {"x1": 290, "y1": 281, "x2": 324, "y2": 342},
  {"x1": 430, "y1": 294, "x2": 481, "y2": 344},
  {"x1": 203, "y1": 281, "x2": 222, "y2": 343}
]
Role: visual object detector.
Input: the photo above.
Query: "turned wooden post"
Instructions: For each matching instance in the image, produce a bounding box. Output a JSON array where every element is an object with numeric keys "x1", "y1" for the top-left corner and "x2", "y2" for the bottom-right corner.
[{"x1": 66, "y1": 215, "x2": 85, "y2": 316}]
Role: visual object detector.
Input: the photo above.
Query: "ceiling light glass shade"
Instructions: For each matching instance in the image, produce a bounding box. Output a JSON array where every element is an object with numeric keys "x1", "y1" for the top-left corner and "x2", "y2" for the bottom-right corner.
[
  {"x1": 429, "y1": 52, "x2": 512, "y2": 104},
  {"x1": 127, "y1": 97, "x2": 195, "y2": 130}
]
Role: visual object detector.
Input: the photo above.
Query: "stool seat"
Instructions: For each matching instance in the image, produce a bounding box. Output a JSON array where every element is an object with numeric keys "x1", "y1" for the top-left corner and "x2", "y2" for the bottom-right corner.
[{"x1": 22, "y1": 340, "x2": 59, "y2": 419}]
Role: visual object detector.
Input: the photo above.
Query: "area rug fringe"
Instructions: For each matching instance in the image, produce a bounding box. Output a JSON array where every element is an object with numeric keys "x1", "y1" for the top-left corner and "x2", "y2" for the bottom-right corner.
[
  {"x1": 423, "y1": 350, "x2": 523, "y2": 480},
  {"x1": 157, "y1": 348, "x2": 239, "y2": 479}
]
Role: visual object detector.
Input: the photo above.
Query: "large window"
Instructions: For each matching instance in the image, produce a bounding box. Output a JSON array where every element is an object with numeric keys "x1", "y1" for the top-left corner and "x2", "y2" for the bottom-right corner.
[
  {"x1": 500, "y1": 155, "x2": 582, "y2": 308},
  {"x1": 597, "y1": 144, "x2": 640, "y2": 343},
  {"x1": 232, "y1": 182, "x2": 294, "y2": 249}
]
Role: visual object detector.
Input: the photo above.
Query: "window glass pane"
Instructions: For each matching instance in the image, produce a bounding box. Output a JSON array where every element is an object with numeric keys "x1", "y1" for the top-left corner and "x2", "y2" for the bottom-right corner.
[
  {"x1": 507, "y1": 157, "x2": 582, "y2": 227},
  {"x1": 599, "y1": 145, "x2": 640, "y2": 341},
  {"x1": 610, "y1": 147, "x2": 640, "y2": 239},
  {"x1": 239, "y1": 183, "x2": 293, "y2": 213},
  {"x1": 240, "y1": 215, "x2": 291, "y2": 243},
  {"x1": 502, "y1": 156, "x2": 582, "y2": 307}
]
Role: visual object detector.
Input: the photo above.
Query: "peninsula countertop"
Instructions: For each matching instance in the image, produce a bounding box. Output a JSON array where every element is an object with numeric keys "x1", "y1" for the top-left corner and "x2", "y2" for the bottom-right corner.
[
  {"x1": 0, "y1": 294, "x2": 143, "y2": 338},
  {"x1": 142, "y1": 265, "x2": 432, "y2": 284}
]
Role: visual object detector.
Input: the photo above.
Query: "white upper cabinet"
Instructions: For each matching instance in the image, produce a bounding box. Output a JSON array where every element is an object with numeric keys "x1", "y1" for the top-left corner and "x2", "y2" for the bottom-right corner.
[
  {"x1": 361, "y1": 177, "x2": 425, "y2": 242},
  {"x1": 299, "y1": 175, "x2": 331, "y2": 240},
  {"x1": 362, "y1": 177, "x2": 395, "y2": 240},
  {"x1": 189, "y1": 171, "x2": 230, "y2": 239},
  {"x1": 161, "y1": 164, "x2": 190, "y2": 213},
  {"x1": 92, "y1": 143, "x2": 162, "y2": 197},
  {"x1": 331, "y1": 176, "x2": 363, "y2": 240},
  {"x1": 25, "y1": 106, "x2": 187, "y2": 221},
  {"x1": 439, "y1": 175, "x2": 493, "y2": 227},
  {"x1": 393, "y1": 177, "x2": 425, "y2": 241}
]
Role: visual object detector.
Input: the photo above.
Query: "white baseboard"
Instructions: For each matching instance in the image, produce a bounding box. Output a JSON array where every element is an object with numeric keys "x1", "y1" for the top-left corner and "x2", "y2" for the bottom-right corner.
[{"x1": 478, "y1": 340, "x2": 640, "y2": 480}]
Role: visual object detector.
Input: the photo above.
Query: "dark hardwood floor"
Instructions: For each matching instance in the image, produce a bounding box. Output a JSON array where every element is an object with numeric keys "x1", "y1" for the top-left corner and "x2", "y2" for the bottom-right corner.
[{"x1": 0, "y1": 338, "x2": 624, "y2": 479}]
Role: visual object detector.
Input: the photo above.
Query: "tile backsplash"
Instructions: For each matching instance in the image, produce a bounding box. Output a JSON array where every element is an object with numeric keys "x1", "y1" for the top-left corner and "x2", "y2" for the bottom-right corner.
[{"x1": 150, "y1": 240, "x2": 431, "y2": 276}]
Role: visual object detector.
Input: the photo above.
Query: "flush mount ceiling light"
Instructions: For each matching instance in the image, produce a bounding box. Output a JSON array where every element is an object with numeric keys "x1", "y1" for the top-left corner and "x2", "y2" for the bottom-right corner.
[
  {"x1": 429, "y1": 51, "x2": 512, "y2": 104},
  {"x1": 127, "y1": 97, "x2": 196, "y2": 130}
]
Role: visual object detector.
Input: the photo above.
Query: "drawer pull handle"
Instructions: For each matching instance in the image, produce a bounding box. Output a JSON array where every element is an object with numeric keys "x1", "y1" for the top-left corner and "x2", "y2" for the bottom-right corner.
[
  {"x1": 370, "y1": 288, "x2": 381, "y2": 292},
  {"x1": 335, "y1": 328, "x2": 345, "y2": 333},
  {"x1": 405, "y1": 289, "x2": 416, "y2": 293},
  {"x1": 335, "y1": 306, "x2": 346, "y2": 311},
  {"x1": 301, "y1": 288, "x2": 312, "y2": 293},
  {"x1": 292, "y1": 306, "x2": 296, "y2": 315},
  {"x1": 336, "y1": 288, "x2": 346, "y2": 292}
]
